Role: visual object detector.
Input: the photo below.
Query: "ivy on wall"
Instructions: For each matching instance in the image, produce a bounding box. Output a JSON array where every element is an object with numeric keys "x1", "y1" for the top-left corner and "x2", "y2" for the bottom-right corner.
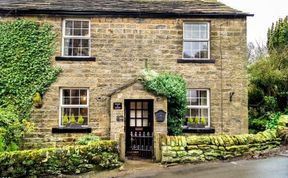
[
  {"x1": 142, "y1": 69, "x2": 187, "y2": 135},
  {"x1": 0, "y1": 20, "x2": 61, "y2": 118}
]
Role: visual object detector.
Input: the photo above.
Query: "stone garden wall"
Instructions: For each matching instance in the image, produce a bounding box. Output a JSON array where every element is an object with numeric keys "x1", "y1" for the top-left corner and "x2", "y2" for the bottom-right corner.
[{"x1": 161, "y1": 129, "x2": 281, "y2": 163}]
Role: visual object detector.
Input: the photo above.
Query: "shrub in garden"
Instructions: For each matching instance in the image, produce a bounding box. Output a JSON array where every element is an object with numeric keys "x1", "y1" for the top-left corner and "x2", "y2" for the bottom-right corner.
[
  {"x1": 0, "y1": 107, "x2": 34, "y2": 152},
  {"x1": 77, "y1": 134, "x2": 101, "y2": 145},
  {"x1": 0, "y1": 140, "x2": 122, "y2": 177}
]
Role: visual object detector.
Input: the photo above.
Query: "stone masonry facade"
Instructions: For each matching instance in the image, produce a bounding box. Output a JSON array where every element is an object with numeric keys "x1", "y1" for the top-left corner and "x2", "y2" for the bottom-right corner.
[{"x1": 1, "y1": 15, "x2": 248, "y2": 148}]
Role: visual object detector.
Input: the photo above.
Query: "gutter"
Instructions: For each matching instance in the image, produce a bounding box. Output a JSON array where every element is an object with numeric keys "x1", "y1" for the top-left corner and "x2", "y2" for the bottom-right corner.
[{"x1": 0, "y1": 9, "x2": 254, "y2": 18}]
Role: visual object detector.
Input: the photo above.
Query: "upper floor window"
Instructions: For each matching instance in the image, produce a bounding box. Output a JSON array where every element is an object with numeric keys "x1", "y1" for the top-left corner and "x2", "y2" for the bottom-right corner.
[
  {"x1": 62, "y1": 20, "x2": 91, "y2": 57},
  {"x1": 183, "y1": 23, "x2": 210, "y2": 59},
  {"x1": 185, "y1": 89, "x2": 210, "y2": 128}
]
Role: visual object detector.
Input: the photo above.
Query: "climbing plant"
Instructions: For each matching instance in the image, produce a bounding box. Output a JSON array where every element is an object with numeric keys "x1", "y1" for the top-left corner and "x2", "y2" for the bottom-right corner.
[
  {"x1": 142, "y1": 69, "x2": 187, "y2": 135},
  {"x1": 0, "y1": 20, "x2": 61, "y2": 118}
]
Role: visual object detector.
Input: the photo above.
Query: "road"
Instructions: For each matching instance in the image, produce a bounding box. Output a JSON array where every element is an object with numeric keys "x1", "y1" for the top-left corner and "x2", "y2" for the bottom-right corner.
[{"x1": 120, "y1": 156, "x2": 288, "y2": 178}]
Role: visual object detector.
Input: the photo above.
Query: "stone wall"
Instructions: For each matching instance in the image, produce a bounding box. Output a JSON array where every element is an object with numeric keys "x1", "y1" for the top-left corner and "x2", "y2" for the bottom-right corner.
[
  {"x1": 161, "y1": 129, "x2": 281, "y2": 163},
  {"x1": 0, "y1": 15, "x2": 248, "y2": 147}
]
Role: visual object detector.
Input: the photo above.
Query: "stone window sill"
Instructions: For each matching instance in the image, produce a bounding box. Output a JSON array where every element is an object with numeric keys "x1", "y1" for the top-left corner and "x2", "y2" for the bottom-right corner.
[
  {"x1": 52, "y1": 127, "x2": 92, "y2": 134},
  {"x1": 55, "y1": 56, "x2": 96, "y2": 61},
  {"x1": 177, "y1": 59, "x2": 215, "y2": 64},
  {"x1": 182, "y1": 127, "x2": 215, "y2": 133}
]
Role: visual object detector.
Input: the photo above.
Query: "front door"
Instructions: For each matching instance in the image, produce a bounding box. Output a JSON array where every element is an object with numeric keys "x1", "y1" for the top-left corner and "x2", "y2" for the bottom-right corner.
[{"x1": 125, "y1": 100, "x2": 154, "y2": 159}]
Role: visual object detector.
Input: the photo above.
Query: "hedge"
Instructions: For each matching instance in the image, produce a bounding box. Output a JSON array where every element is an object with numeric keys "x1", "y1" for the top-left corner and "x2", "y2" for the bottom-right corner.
[
  {"x1": 161, "y1": 129, "x2": 281, "y2": 163},
  {"x1": 0, "y1": 140, "x2": 122, "y2": 177}
]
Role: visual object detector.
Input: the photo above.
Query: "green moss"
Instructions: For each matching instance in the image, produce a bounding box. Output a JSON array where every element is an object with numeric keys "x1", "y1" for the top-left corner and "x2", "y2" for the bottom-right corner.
[{"x1": 0, "y1": 141, "x2": 121, "y2": 177}]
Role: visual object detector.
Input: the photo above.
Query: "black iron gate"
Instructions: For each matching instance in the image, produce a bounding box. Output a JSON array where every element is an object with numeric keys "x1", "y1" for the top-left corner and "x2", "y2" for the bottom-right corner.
[{"x1": 125, "y1": 100, "x2": 153, "y2": 159}]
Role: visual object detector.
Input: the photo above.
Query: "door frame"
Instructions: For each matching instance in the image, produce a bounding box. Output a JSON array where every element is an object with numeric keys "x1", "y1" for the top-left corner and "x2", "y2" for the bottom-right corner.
[{"x1": 124, "y1": 99, "x2": 154, "y2": 159}]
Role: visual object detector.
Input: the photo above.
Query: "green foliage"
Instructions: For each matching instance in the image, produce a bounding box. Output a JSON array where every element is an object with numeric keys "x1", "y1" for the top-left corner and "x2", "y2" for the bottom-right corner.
[
  {"x1": 142, "y1": 69, "x2": 187, "y2": 135},
  {"x1": 77, "y1": 134, "x2": 101, "y2": 145},
  {"x1": 0, "y1": 20, "x2": 61, "y2": 117},
  {"x1": 187, "y1": 117, "x2": 193, "y2": 124},
  {"x1": 0, "y1": 107, "x2": 34, "y2": 152},
  {"x1": 0, "y1": 140, "x2": 122, "y2": 177},
  {"x1": 70, "y1": 114, "x2": 76, "y2": 123},
  {"x1": 78, "y1": 115, "x2": 85, "y2": 125},
  {"x1": 201, "y1": 117, "x2": 207, "y2": 125},
  {"x1": 267, "y1": 16, "x2": 288, "y2": 52},
  {"x1": 266, "y1": 112, "x2": 281, "y2": 129},
  {"x1": 63, "y1": 114, "x2": 69, "y2": 125},
  {"x1": 194, "y1": 116, "x2": 199, "y2": 124}
]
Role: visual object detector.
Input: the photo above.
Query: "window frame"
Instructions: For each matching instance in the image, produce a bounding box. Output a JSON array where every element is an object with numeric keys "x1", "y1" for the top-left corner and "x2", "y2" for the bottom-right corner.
[
  {"x1": 62, "y1": 19, "x2": 91, "y2": 57},
  {"x1": 182, "y1": 22, "x2": 210, "y2": 60},
  {"x1": 186, "y1": 89, "x2": 211, "y2": 128},
  {"x1": 59, "y1": 88, "x2": 90, "y2": 127}
]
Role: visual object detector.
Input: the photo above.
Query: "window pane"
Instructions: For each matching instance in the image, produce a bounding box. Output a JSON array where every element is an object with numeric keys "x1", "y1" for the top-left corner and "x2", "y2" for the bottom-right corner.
[
  {"x1": 82, "y1": 21, "x2": 89, "y2": 28},
  {"x1": 63, "y1": 97, "x2": 70, "y2": 105},
  {"x1": 74, "y1": 28, "x2": 81, "y2": 36},
  {"x1": 71, "y1": 108, "x2": 79, "y2": 116},
  {"x1": 143, "y1": 102, "x2": 148, "y2": 109},
  {"x1": 63, "y1": 89, "x2": 70, "y2": 97},
  {"x1": 136, "y1": 102, "x2": 142, "y2": 109},
  {"x1": 200, "y1": 24, "x2": 208, "y2": 39},
  {"x1": 130, "y1": 119, "x2": 136, "y2": 127},
  {"x1": 65, "y1": 28, "x2": 73, "y2": 36},
  {"x1": 130, "y1": 110, "x2": 135, "y2": 118},
  {"x1": 136, "y1": 110, "x2": 142, "y2": 118},
  {"x1": 80, "y1": 108, "x2": 88, "y2": 117},
  {"x1": 80, "y1": 90, "x2": 87, "y2": 105},
  {"x1": 130, "y1": 102, "x2": 135, "y2": 109},
  {"x1": 187, "y1": 108, "x2": 208, "y2": 119},
  {"x1": 143, "y1": 119, "x2": 148, "y2": 127},
  {"x1": 71, "y1": 90, "x2": 79, "y2": 97},
  {"x1": 187, "y1": 90, "x2": 208, "y2": 106},
  {"x1": 65, "y1": 21, "x2": 73, "y2": 29},
  {"x1": 82, "y1": 29, "x2": 89, "y2": 36},
  {"x1": 136, "y1": 119, "x2": 142, "y2": 127},
  {"x1": 183, "y1": 24, "x2": 192, "y2": 39},
  {"x1": 74, "y1": 21, "x2": 82, "y2": 28},
  {"x1": 82, "y1": 48, "x2": 89, "y2": 56},
  {"x1": 82, "y1": 39, "x2": 89, "y2": 48},
  {"x1": 143, "y1": 111, "x2": 148, "y2": 118}
]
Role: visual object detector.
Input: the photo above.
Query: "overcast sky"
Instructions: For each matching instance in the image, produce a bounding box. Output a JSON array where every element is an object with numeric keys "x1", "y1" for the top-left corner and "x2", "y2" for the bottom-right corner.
[{"x1": 219, "y1": 0, "x2": 288, "y2": 44}]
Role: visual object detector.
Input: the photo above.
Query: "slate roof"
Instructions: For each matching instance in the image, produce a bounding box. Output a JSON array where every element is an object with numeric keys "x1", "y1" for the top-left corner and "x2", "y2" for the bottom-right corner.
[{"x1": 0, "y1": 0, "x2": 253, "y2": 18}]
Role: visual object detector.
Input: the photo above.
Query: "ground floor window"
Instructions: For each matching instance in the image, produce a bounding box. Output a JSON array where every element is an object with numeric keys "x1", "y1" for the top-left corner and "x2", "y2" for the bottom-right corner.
[
  {"x1": 185, "y1": 89, "x2": 210, "y2": 128},
  {"x1": 60, "y1": 88, "x2": 89, "y2": 126}
]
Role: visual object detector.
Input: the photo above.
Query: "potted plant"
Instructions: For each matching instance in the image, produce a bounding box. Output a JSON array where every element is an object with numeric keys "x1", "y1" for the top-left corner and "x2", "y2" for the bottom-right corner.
[
  {"x1": 78, "y1": 115, "x2": 85, "y2": 125},
  {"x1": 32, "y1": 92, "x2": 43, "y2": 108},
  {"x1": 68, "y1": 114, "x2": 81, "y2": 128},
  {"x1": 63, "y1": 114, "x2": 69, "y2": 126},
  {"x1": 200, "y1": 117, "x2": 207, "y2": 128},
  {"x1": 187, "y1": 117, "x2": 194, "y2": 128}
]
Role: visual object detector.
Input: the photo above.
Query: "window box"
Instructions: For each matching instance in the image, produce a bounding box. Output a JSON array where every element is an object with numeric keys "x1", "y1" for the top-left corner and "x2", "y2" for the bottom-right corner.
[
  {"x1": 182, "y1": 126, "x2": 215, "y2": 134},
  {"x1": 55, "y1": 56, "x2": 96, "y2": 61},
  {"x1": 177, "y1": 59, "x2": 215, "y2": 63},
  {"x1": 52, "y1": 127, "x2": 92, "y2": 134}
]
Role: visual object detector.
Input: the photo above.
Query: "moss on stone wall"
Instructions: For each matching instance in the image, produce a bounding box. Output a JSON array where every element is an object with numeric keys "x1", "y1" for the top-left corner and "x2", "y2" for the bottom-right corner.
[{"x1": 161, "y1": 129, "x2": 281, "y2": 163}]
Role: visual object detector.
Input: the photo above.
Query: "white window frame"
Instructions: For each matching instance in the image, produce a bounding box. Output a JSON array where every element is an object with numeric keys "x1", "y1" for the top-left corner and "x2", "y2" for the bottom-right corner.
[
  {"x1": 183, "y1": 22, "x2": 210, "y2": 60},
  {"x1": 62, "y1": 19, "x2": 91, "y2": 57},
  {"x1": 59, "y1": 88, "x2": 90, "y2": 127},
  {"x1": 186, "y1": 89, "x2": 211, "y2": 128}
]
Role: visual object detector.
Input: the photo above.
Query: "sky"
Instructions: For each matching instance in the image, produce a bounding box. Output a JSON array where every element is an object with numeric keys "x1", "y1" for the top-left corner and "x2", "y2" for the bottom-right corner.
[{"x1": 219, "y1": 0, "x2": 288, "y2": 44}]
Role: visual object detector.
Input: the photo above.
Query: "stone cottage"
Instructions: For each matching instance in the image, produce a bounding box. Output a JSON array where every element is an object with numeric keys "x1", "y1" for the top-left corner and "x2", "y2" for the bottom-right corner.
[{"x1": 0, "y1": 0, "x2": 252, "y2": 159}]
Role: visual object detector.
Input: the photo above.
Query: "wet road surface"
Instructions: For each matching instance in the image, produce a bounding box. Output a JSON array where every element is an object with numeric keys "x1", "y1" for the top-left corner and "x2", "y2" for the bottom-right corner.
[{"x1": 120, "y1": 156, "x2": 288, "y2": 178}]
